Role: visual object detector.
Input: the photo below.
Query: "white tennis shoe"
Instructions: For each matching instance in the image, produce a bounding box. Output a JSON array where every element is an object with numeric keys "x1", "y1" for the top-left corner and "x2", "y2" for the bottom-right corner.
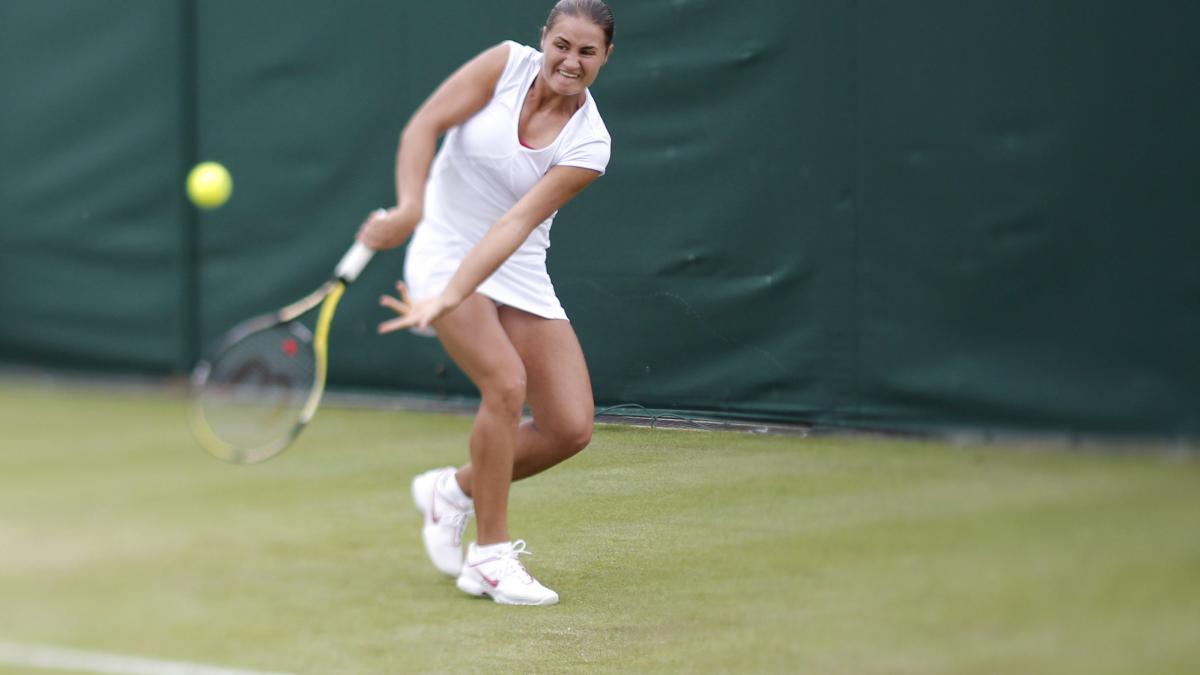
[
  {"x1": 411, "y1": 467, "x2": 473, "y2": 576},
  {"x1": 456, "y1": 540, "x2": 559, "y2": 606}
]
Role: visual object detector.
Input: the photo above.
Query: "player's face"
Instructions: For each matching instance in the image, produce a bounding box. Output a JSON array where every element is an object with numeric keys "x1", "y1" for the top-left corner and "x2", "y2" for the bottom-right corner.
[{"x1": 540, "y1": 15, "x2": 611, "y2": 96}]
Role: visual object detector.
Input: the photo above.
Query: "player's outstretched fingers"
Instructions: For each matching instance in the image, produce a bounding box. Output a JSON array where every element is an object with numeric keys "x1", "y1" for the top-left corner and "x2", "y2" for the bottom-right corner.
[
  {"x1": 379, "y1": 294, "x2": 409, "y2": 315},
  {"x1": 378, "y1": 315, "x2": 416, "y2": 334}
]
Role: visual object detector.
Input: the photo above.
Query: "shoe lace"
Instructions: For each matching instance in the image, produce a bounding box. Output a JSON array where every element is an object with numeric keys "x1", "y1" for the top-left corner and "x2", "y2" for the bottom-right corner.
[
  {"x1": 495, "y1": 539, "x2": 534, "y2": 582},
  {"x1": 447, "y1": 508, "x2": 473, "y2": 546}
]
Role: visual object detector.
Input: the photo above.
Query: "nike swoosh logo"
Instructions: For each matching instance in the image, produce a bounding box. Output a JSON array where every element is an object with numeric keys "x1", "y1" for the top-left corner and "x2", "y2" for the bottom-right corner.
[
  {"x1": 469, "y1": 559, "x2": 502, "y2": 587},
  {"x1": 430, "y1": 494, "x2": 441, "y2": 524}
]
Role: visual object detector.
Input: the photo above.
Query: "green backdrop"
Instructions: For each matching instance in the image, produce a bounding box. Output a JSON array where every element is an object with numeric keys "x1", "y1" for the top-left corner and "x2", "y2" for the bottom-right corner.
[{"x1": 1, "y1": 1, "x2": 1197, "y2": 438}]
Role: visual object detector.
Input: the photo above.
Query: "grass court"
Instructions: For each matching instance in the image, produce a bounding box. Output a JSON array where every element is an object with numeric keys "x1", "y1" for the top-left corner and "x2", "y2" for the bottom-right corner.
[{"x1": 0, "y1": 381, "x2": 1197, "y2": 674}]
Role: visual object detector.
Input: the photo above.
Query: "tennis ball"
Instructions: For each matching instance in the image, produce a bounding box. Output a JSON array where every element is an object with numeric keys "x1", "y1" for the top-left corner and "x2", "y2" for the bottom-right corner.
[{"x1": 186, "y1": 161, "x2": 233, "y2": 210}]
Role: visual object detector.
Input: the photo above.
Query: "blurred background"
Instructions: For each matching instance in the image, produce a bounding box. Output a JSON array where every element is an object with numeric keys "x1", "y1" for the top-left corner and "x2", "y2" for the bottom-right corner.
[
  {"x1": 2, "y1": 4, "x2": 1199, "y2": 674},
  {"x1": 1, "y1": 0, "x2": 1197, "y2": 440}
]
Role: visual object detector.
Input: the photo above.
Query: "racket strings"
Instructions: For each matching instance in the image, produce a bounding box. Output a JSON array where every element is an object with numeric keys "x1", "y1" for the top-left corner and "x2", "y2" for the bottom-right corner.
[{"x1": 197, "y1": 323, "x2": 316, "y2": 452}]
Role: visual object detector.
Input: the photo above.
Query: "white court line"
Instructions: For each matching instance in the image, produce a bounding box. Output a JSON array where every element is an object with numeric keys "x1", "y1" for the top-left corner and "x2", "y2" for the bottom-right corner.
[{"x1": 0, "y1": 641, "x2": 295, "y2": 675}]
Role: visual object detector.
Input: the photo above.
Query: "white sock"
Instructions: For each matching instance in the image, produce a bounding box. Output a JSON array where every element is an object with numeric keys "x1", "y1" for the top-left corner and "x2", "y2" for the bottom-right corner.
[
  {"x1": 473, "y1": 541, "x2": 512, "y2": 558},
  {"x1": 437, "y1": 470, "x2": 472, "y2": 507}
]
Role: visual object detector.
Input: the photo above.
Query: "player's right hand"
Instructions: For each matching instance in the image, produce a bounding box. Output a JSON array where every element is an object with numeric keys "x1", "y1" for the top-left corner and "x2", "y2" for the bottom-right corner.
[{"x1": 356, "y1": 203, "x2": 420, "y2": 250}]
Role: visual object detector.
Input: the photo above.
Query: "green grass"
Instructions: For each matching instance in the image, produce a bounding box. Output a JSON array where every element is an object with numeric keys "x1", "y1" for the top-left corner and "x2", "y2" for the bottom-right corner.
[{"x1": 0, "y1": 381, "x2": 1198, "y2": 674}]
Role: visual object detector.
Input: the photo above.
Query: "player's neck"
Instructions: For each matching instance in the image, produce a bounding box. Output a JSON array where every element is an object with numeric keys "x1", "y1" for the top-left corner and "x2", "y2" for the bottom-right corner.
[{"x1": 527, "y1": 76, "x2": 584, "y2": 117}]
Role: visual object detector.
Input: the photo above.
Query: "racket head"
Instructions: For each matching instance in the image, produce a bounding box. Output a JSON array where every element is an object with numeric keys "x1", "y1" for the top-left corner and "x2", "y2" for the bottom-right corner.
[{"x1": 190, "y1": 318, "x2": 317, "y2": 464}]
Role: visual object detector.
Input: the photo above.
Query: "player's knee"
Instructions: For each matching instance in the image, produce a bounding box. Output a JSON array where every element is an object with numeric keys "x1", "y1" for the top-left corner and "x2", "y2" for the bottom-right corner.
[
  {"x1": 484, "y1": 372, "x2": 527, "y2": 416},
  {"x1": 559, "y1": 417, "x2": 593, "y2": 455}
]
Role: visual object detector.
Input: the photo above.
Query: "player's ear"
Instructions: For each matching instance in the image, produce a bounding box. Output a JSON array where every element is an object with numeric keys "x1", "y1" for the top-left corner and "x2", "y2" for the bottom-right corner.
[{"x1": 604, "y1": 43, "x2": 614, "y2": 65}]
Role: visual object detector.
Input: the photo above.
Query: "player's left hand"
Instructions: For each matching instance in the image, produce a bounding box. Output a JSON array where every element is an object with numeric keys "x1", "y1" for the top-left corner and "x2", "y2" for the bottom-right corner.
[{"x1": 378, "y1": 282, "x2": 453, "y2": 333}]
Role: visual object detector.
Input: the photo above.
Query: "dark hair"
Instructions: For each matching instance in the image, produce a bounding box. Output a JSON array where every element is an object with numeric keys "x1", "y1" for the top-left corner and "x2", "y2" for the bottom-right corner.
[{"x1": 545, "y1": 0, "x2": 615, "y2": 47}]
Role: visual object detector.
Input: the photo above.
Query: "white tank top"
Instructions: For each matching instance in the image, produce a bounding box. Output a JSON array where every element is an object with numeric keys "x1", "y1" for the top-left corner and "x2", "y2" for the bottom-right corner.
[{"x1": 419, "y1": 41, "x2": 611, "y2": 265}]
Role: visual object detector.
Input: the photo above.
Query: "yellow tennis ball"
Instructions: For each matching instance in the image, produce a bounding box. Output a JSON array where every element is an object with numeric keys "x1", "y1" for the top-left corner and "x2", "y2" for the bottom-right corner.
[{"x1": 187, "y1": 161, "x2": 233, "y2": 210}]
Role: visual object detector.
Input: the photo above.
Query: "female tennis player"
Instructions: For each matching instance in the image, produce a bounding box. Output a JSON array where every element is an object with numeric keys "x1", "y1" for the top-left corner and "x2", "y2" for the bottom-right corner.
[{"x1": 357, "y1": 0, "x2": 614, "y2": 606}]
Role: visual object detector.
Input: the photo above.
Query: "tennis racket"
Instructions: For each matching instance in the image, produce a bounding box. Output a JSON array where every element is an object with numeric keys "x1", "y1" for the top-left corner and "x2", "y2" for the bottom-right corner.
[{"x1": 190, "y1": 239, "x2": 375, "y2": 464}]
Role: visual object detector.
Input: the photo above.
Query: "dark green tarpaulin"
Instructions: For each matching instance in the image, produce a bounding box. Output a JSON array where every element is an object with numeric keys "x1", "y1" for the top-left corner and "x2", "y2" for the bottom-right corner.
[{"x1": 1, "y1": 1, "x2": 1197, "y2": 437}]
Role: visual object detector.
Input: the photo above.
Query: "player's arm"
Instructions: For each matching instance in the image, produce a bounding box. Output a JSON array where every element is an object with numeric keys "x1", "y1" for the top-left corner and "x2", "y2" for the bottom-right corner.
[
  {"x1": 377, "y1": 165, "x2": 603, "y2": 333},
  {"x1": 357, "y1": 43, "x2": 510, "y2": 250},
  {"x1": 396, "y1": 43, "x2": 508, "y2": 215},
  {"x1": 444, "y1": 166, "x2": 601, "y2": 306}
]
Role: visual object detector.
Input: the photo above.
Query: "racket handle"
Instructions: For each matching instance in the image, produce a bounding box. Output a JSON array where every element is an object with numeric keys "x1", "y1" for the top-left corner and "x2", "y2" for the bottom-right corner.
[{"x1": 335, "y1": 240, "x2": 375, "y2": 283}]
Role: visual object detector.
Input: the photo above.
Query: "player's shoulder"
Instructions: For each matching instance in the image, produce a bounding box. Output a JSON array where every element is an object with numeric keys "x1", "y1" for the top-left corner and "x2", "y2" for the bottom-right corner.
[
  {"x1": 578, "y1": 92, "x2": 611, "y2": 144},
  {"x1": 500, "y1": 40, "x2": 541, "y2": 69},
  {"x1": 485, "y1": 41, "x2": 540, "y2": 94},
  {"x1": 556, "y1": 93, "x2": 611, "y2": 171},
  {"x1": 457, "y1": 42, "x2": 513, "y2": 87}
]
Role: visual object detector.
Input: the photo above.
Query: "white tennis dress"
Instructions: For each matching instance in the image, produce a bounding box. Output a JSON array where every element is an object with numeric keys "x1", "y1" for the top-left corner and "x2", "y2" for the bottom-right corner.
[{"x1": 403, "y1": 41, "x2": 611, "y2": 326}]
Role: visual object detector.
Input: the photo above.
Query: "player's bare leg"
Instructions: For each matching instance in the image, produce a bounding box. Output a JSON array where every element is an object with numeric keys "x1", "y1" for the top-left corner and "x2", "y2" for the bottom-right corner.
[
  {"x1": 430, "y1": 294, "x2": 525, "y2": 547},
  {"x1": 454, "y1": 306, "x2": 593, "y2": 491},
  {"x1": 437, "y1": 303, "x2": 584, "y2": 606}
]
